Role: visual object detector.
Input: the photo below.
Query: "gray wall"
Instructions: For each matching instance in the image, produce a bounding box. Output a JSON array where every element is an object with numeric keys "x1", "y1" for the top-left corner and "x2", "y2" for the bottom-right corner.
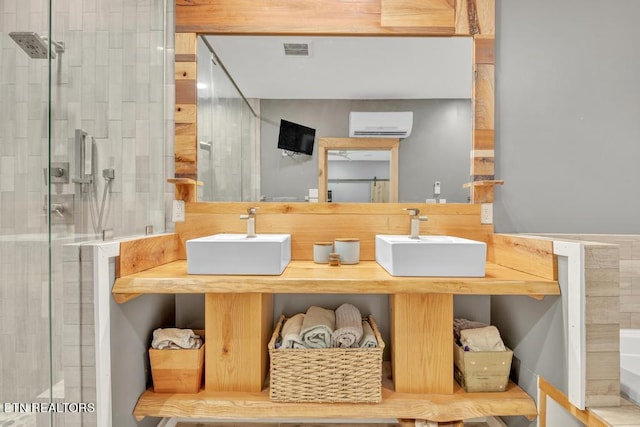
[
  {"x1": 493, "y1": 2, "x2": 640, "y2": 423},
  {"x1": 492, "y1": 259, "x2": 580, "y2": 427},
  {"x1": 260, "y1": 99, "x2": 472, "y2": 203},
  {"x1": 495, "y1": 0, "x2": 640, "y2": 234},
  {"x1": 110, "y1": 257, "x2": 175, "y2": 427}
]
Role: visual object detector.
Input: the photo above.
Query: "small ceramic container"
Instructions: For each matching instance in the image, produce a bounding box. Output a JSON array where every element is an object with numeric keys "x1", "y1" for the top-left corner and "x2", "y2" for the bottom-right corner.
[
  {"x1": 313, "y1": 242, "x2": 334, "y2": 263},
  {"x1": 334, "y1": 238, "x2": 360, "y2": 264}
]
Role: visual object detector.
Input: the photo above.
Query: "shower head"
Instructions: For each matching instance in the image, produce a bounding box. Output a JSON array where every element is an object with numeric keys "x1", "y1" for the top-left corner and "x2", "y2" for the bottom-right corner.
[{"x1": 9, "y1": 32, "x2": 65, "y2": 59}]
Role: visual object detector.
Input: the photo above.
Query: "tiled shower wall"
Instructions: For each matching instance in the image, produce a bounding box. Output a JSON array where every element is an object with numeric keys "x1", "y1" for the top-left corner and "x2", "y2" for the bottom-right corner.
[
  {"x1": 0, "y1": 0, "x2": 174, "y2": 425},
  {"x1": 0, "y1": 0, "x2": 173, "y2": 238}
]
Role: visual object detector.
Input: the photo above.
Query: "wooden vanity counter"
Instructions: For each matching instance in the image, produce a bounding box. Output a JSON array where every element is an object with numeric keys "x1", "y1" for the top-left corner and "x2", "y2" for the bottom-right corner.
[
  {"x1": 113, "y1": 259, "x2": 559, "y2": 299},
  {"x1": 114, "y1": 203, "x2": 559, "y2": 424},
  {"x1": 117, "y1": 259, "x2": 557, "y2": 424}
]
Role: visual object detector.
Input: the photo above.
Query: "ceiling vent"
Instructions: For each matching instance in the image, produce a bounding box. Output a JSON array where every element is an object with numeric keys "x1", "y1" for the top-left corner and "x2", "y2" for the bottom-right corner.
[
  {"x1": 283, "y1": 43, "x2": 310, "y2": 56},
  {"x1": 349, "y1": 111, "x2": 414, "y2": 138}
]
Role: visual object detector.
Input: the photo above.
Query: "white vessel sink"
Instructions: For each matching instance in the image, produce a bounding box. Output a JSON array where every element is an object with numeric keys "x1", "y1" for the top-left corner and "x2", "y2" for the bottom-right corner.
[
  {"x1": 186, "y1": 233, "x2": 291, "y2": 275},
  {"x1": 375, "y1": 235, "x2": 487, "y2": 277}
]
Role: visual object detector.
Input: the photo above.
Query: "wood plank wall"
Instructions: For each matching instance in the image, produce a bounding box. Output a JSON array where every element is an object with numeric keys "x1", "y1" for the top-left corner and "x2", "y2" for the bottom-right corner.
[
  {"x1": 455, "y1": 0, "x2": 498, "y2": 203},
  {"x1": 175, "y1": 33, "x2": 198, "y2": 182},
  {"x1": 173, "y1": 0, "x2": 498, "y2": 205},
  {"x1": 175, "y1": 202, "x2": 493, "y2": 261}
]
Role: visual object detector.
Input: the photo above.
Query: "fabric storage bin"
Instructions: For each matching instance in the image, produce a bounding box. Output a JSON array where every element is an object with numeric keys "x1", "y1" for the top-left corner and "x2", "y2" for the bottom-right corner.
[
  {"x1": 149, "y1": 329, "x2": 204, "y2": 393},
  {"x1": 454, "y1": 343, "x2": 513, "y2": 392},
  {"x1": 268, "y1": 315, "x2": 384, "y2": 403}
]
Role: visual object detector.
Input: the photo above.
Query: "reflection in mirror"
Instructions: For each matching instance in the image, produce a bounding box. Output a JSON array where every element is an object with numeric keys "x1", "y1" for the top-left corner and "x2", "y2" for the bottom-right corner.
[
  {"x1": 330, "y1": 148, "x2": 393, "y2": 202},
  {"x1": 197, "y1": 37, "x2": 259, "y2": 202},
  {"x1": 197, "y1": 36, "x2": 473, "y2": 203},
  {"x1": 328, "y1": 150, "x2": 390, "y2": 203},
  {"x1": 318, "y1": 137, "x2": 398, "y2": 202}
]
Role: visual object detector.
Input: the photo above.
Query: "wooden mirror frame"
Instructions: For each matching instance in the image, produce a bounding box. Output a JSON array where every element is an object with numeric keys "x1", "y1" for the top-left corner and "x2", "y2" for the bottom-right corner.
[
  {"x1": 173, "y1": 0, "x2": 498, "y2": 205},
  {"x1": 318, "y1": 138, "x2": 399, "y2": 203}
]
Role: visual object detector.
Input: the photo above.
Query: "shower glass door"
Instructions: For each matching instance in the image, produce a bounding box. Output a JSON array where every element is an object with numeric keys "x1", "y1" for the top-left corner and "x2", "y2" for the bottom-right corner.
[{"x1": 1, "y1": 0, "x2": 169, "y2": 425}]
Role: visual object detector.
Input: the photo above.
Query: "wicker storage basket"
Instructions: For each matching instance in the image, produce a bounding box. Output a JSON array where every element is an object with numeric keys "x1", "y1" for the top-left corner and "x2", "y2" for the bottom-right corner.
[{"x1": 268, "y1": 314, "x2": 384, "y2": 403}]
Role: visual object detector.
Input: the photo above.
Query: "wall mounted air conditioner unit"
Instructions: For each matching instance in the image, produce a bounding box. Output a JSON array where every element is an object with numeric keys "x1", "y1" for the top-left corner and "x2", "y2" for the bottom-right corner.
[{"x1": 349, "y1": 111, "x2": 413, "y2": 138}]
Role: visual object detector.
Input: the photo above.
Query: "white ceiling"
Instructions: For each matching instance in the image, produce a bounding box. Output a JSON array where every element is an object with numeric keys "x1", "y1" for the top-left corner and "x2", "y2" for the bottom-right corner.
[{"x1": 203, "y1": 36, "x2": 473, "y2": 100}]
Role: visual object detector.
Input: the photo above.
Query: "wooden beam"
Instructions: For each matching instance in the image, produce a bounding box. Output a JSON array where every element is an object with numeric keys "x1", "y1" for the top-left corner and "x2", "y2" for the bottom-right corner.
[
  {"x1": 175, "y1": 32, "x2": 198, "y2": 181},
  {"x1": 381, "y1": 0, "x2": 455, "y2": 32},
  {"x1": 475, "y1": 35, "x2": 495, "y2": 64},
  {"x1": 205, "y1": 293, "x2": 273, "y2": 392},
  {"x1": 177, "y1": 0, "x2": 459, "y2": 35},
  {"x1": 475, "y1": 64, "x2": 495, "y2": 130},
  {"x1": 392, "y1": 294, "x2": 454, "y2": 394}
]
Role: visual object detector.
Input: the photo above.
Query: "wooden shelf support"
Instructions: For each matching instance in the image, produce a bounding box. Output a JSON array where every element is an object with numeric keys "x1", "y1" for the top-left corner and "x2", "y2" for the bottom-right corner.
[
  {"x1": 168, "y1": 177, "x2": 203, "y2": 203},
  {"x1": 463, "y1": 180, "x2": 505, "y2": 204}
]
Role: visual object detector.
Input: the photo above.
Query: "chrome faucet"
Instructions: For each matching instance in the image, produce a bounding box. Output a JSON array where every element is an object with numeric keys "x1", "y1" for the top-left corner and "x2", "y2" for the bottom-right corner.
[
  {"x1": 404, "y1": 208, "x2": 428, "y2": 239},
  {"x1": 240, "y1": 207, "x2": 258, "y2": 238}
]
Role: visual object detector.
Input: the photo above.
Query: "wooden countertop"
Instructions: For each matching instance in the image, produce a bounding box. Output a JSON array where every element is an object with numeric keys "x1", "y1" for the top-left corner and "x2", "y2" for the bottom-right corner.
[{"x1": 113, "y1": 260, "x2": 559, "y2": 301}]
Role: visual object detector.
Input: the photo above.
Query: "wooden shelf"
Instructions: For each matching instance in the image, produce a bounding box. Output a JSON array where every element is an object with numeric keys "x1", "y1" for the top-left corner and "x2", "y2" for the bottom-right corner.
[
  {"x1": 113, "y1": 260, "x2": 559, "y2": 302},
  {"x1": 133, "y1": 381, "x2": 537, "y2": 422},
  {"x1": 463, "y1": 180, "x2": 505, "y2": 189},
  {"x1": 167, "y1": 178, "x2": 203, "y2": 186},
  {"x1": 167, "y1": 178, "x2": 204, "y2": 203}
]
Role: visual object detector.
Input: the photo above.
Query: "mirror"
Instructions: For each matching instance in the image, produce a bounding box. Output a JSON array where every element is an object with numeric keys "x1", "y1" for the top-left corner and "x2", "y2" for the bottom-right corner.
[{"x1": 197, "y1": 36, "x2": 473, "y2": 203}]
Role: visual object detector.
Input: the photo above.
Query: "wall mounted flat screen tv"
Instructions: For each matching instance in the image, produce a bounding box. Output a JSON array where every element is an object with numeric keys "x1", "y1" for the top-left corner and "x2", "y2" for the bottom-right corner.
[{"x1": 277, "y1": 119, "x2": 316, "y2": 155}]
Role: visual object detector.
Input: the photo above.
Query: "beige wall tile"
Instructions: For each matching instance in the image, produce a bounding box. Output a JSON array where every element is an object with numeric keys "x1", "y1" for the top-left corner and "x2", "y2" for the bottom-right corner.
[
  {"x1": 620, "y1": 296, "x2": 640, "y2": 315},
  {"x1": 620, "y1": 277, "x2": 632, "y2": 296},
  {"x1": 620, "y1": 260, "x2": 640, "y2": 278},
  {"x1": 585, "y1": 393, "x2": 620, "y2": 408},
  {"x1": 585, "y1": 268, "x2": 619, "y2": 283},
  {"x1": 631, "y1": 240, "x2": 640, "y2": 260},
  {"x1": 587, "y1": 280, "x2": 620, "y2": 297},
  {"x1": 586, "y1": 351, "x2": 620, "y2": 380},
  {"x1": 586, "y1": 324, "x2": 620, "y2": 352},
  {"x1": 586, "y1": 297, "x2": 620, "y2": 325},
  {"x1": 628, "y1": 312, "x2": 640, "y2": 329},
  {"x1": 585, "y1": 247, "x2": 619, "y2": 269},
  {"x1": 620, "y1": 313, "x2": 631, "y2": 329}
]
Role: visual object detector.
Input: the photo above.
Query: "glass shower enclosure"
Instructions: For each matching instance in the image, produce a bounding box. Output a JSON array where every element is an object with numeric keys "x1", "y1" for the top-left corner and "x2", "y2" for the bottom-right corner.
[{"x1": 0, "y1": 0, "x2": 169, "y2": 425}]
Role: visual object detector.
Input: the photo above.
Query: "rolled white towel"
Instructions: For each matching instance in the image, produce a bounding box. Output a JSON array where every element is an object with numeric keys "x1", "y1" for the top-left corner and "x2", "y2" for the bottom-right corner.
[
  {"x1": 453, "y1": 317, "x2": 488, "y2": 342},
  {"x1": 358, "y1": 320, "x2": 378, "y2": 348},
  {"x1": 460, "y1": 325, "x2": 506, "y2": 352},
  {"x1": 300, "y1": 306, "x2": 335, "y2": 349},
  {"x1": 281, "y1": 313, "x2": 306, "y2": 349},
  {"x1": 151, "y1": 328, "x2": 202, "y2": 349},
  {"x1": 332, "y1": 303, "x2": 363, "y2": 348}
]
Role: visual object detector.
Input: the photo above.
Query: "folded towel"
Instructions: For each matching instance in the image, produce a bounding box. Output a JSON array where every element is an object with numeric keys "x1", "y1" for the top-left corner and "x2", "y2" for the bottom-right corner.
[
  {"x1": 453, "y1": 317, "x2": 488, "y2": 342},
  {"x1": 151, "y1": 328, "x2": 202, "y2": 350},
  {"x1": 332, "y1": 303, "x2": 363, "y2": 348},
  {"x1": 460, "y1": 325, "x2": 506, "y2": 352},
  {"x1": 358, "y1": 320, "x2": 377, "y2": 348},
  {"x1": 300, "y1": 306, "x2": 335, "y2": 349},
  {"x1": 281, "y1": 313, "x2": 306, "y2": 349}
]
